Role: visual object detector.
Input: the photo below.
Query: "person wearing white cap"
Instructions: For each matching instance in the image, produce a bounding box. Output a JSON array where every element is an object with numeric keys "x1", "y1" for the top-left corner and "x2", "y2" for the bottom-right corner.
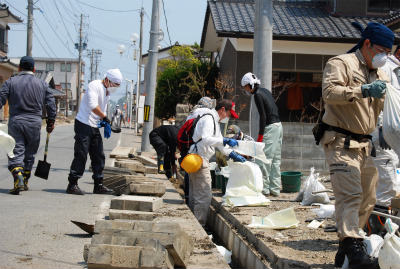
[
  {"x1": 241, "y1": 72, "x2": 282, "y2": 197},
  {"x1": 66, "y1": 68, "x2": 123, "y2": 195}
]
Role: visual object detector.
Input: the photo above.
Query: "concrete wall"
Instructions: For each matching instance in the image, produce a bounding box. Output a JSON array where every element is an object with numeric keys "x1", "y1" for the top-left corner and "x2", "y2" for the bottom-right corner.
[{"x1": 281, "y1": 122, "x2": 328, "y2": 174}]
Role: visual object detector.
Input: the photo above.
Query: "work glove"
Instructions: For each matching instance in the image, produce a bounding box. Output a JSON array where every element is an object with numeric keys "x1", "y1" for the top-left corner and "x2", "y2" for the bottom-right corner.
[
  {"x1": 223, "y1": 138, "x2": 238, "y2": 147},
  {"x1": 229, "y1": 151, "x2": 246, "y2": 162},
  {"x1": 98, "y1": 119, "x2": 111, "y2": 139},
  {"x1": 361, "y1": 80, "x2": 386, "y2": 98},
  {"x1": 379, "y1": 127, "x2": 391, "y2": 150},
  {"x1": 257, "y1": 134, "x2": 263, "y2": 142},
  {"x1": 102, "y1": 116, "x2": 111, "y2": 125},
  {"x1": 46, "y1": 119, "x2": 55, "y2": 133}
]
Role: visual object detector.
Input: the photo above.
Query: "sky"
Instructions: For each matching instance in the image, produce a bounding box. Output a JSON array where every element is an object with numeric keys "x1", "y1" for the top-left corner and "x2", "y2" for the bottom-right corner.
[{"x1": 6, "y1": 0, "x2": 208, "y2": 101}]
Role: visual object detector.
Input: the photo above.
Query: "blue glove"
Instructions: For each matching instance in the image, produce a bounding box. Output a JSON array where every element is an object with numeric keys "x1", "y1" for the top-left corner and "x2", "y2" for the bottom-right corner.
[
  {"x1": 223, "y1": 138, "x2": 238, "y2": 147},
  {"x1": 229, "y1": 151, "x2": 246, "y2": 162},
  {"x1": 361, "y1": 80, "x2": 386, "y2": 98},
  {"x1": 98, "y1": 120, "x2": 111, "y2": 139}
]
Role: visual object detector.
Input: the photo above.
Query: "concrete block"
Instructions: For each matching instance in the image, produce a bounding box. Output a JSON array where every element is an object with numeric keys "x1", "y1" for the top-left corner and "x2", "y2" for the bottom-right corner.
[
  {"x1": 282, "y1": 123, "x2": 302, "y2": 135},
  {"x1": 135, "y1": 155, "x2": 157, "y2": 167},
  {"x1": 129, "y1": 182, "x2": 166, "y2": 197},
  {"x1": 109, "y1": 209, "x2": 155, "y2": 221},
  {"x1": 103, "y1": 166, "x2": 134, "y2": 175},
  {"x1": 110, "y1": 195, "x2": 163, "y2": 212},
  {"x1": 93, "y1": 220, "x2": 193, "y2": 268},
  {"x1": 86, "y1": 243, "x2": 173, "y2": 269},
  {"x1": 302, "y1": 123, "x2": 315, "y2": 134},
  {"x1": 280, "y1": 159, "x2": 302, "y2": 171},
  {"x1": 301, "y1": 159, "x2": 327, "y2": 171},
  {"x1": 115, "y1": 160, "x2": 146, "y2": 173},
  {"x1": 145, "y1": 166, "x2": 158, "y2": 174},
  {"x1": 302, "y1": 145, "x2": 325, "y2": 160},
  {"x1": 303, "y1": 134, "x2": 316, "y2": 145},
  {"x1": 281, "y1": 146, "x2": 302, "y2": 159},
  {"x1": 110, "y1": 147, "x2": 135, "y2": 159},
  {"x1": 282, "y1": 135, "x2": 302, "y2": 147}
]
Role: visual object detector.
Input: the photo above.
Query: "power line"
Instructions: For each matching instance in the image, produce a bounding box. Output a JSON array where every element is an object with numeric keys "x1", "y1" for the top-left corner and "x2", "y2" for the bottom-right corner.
[
  {"x1": 39, "y1": 7, "x2": 75, "y2": 56},
  {"x1": 33, "y1": 32, "x2": 54, "y2": 58},
  {"x1": 53, "y1": 1, "x2": 75, "y2": 45},
  {"x1": 161, "y1": 0, "x2": 172, "y2": 46},
  {"x1": 67, "y1": 0, "x2": 81, "y2": 15},
  {"x1": 3, "y1": 0, "x2": 27, "y2": 17},
  {"x1": 75, "y1": 0, "x2": 140, "y2": 13},
  {"x1": 33, "y1": 19, "x2": 58, "y2": 58}
]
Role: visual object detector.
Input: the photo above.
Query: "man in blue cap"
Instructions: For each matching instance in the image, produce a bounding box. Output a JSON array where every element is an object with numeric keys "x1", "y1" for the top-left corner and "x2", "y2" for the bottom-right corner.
[
  {"x1": 319, "y1": 22, "x2": 394, "y2": 269},
  {"x1": 0, "y1": 56, "x2": 56, "y2": 194}
]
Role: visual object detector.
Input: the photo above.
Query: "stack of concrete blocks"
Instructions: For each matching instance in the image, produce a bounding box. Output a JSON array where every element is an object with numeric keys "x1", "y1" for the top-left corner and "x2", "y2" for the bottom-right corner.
[
  {"x1": 175, "y1": 104, "x2": 191, "y2": 125},
  {"x1": 103, "y1": 175, "x2": 166, "y2": 197},
  {"x1": 85, "y1": 219, "x2": 193, "y2": 269}
]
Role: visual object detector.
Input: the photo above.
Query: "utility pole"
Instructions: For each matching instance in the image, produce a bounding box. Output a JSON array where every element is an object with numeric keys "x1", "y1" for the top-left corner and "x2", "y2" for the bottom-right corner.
[
  {"x1": 250, "y1": 0, "x2": 273, "y2": 139},
  {"x1": 135, "y1": 7, "x2": 144, "y2": 135},
  {"x1": 26, "y1": 0, "x2": 33, "y2": 56},
  {"x1": 76, "y1": 14, "x2": 84, "y2": 112},
  {"x1": 141, "y1": 0, "x2": 160, "y2": 152},
  {"x1": 89, "y1": 49, "x2": 94, "y2": 81},
  {"x1": 94, "y1": 50, "x2": 102, "y2": 79},
  {"x1": 65, "y1": 60, "x2": 69, "y2": 117}
]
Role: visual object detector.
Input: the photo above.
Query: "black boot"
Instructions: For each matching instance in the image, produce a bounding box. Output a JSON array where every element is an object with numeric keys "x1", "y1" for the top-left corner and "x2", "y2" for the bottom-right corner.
[
  {"x1": 66, "y1": 177, "x2": 84, "y2": 195},
  {"x1": 93, "y1": 178, "x2": 114, "y2": 194},
  {"x1": 334, "y1": 240, "x2": 345, "y2": 268},
  {"x1": 343, "y1": 237, "x2": 379, "y2": 269},
  {"x1": 9, "y1": 167, "x2": 24, "y2": 195},
  {"x1": 23, "y1": 170, "x2": 31, "y2": 191}
]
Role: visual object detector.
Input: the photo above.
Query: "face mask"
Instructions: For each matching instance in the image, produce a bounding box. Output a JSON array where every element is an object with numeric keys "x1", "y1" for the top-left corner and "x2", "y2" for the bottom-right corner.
[
  {"x1": 107, "y1": 87, "x2": 118, "y2": 94},
  {"x1": 220, "y1": 117, "x2": 229, "y2": 124},
  {"x1": 372, "y1": 52, "x2": 387, "y2": 69},
  {"x1": 242, "y1": 88, "x2": 251, "y2": 96}
]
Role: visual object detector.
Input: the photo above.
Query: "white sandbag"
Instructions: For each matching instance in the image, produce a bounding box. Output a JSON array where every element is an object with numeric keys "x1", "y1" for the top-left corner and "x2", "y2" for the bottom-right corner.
[
  {"x1": 216, "y1": 245, "x2": 232, "y2": 264},
  {"x1": 379, "y1": 219, "x2": 400, "y2": 269},
  {"x1": 300, "y1": 167, "x2": 330, "y2": 206},
  {"x1": 222, "y1": 161, "x2": 270, "y2": 207},
  {"x1": 0, "y1": 123, "x2": 15, "y2": 158},
  {"x1": 248, "y1": 207, "x2": 299, "y2": 229},
  {"x1": 311, "y1": 204, "x2": 335, "y2": 219},
  {"x1": 234, "y1": 140, "x2": 270, "y2": 164},
  {"x1": 383, "y1": 84, "x2": 400, "y2": 157}
]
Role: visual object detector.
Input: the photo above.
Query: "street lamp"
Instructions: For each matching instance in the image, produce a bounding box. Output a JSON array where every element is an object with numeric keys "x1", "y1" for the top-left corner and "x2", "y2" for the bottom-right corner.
[{"x1": 118, "y1": 33, "x2": 140, "y2": 133}]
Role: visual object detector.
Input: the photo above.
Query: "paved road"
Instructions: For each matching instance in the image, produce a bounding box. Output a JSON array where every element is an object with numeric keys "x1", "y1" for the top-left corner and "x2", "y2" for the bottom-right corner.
[{"x1": 0, "y1": 123, "x2": 123, "y2": 269}]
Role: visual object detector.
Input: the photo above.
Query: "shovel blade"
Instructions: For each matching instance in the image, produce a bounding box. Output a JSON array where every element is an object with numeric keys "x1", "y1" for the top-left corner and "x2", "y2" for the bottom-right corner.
[
  {"x1": 34, "y1": 160, "x2": 51, "y2": 180},
  {"x1": 71, "y1": 220, "x2": 95, "y2": 235}
]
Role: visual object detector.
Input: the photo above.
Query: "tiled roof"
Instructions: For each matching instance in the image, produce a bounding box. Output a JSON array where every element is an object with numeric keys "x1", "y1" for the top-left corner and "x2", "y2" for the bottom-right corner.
[{"x1": 204, "y1": 0, "x2": 394, "y2": 43}]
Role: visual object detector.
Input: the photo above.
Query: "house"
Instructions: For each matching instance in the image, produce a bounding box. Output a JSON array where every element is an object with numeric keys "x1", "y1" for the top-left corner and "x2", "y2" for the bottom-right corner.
[
  {"x1": 0, "y1": 4, "x2": 23, "y2": 121},
  {"x1": 200, "y1": 0, "x2": 400, "y2": 173},
  {"x1": 200, "y1": 0, "x2": 400, "y2": 123}
]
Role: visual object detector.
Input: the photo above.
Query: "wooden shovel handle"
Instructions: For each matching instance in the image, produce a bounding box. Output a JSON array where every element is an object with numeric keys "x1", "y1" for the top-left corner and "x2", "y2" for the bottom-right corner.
[{"x1": 44, "y1": 133, "x2": 50, "y2": 162}]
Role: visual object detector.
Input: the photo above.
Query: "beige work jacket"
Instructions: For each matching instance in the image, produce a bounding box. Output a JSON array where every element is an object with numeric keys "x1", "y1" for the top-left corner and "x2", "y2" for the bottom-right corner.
[{"x1": 322, "y1": 49, "x2": 388, "y2": 136}]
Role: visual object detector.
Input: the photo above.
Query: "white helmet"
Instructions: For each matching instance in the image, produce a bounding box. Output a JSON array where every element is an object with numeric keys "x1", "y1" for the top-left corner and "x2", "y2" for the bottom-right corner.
[{"x1": 241, "y1": 72, "x2": 261, "y2": 89}]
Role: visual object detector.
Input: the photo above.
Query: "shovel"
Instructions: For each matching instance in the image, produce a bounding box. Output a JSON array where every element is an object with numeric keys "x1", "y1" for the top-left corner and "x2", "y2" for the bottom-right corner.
[
  {"x1": 34, "y1": 133, "x2": 51, "y2": 180},
  {"x1": 71, "y1": 220, "x2": 95, "y2": 235}
]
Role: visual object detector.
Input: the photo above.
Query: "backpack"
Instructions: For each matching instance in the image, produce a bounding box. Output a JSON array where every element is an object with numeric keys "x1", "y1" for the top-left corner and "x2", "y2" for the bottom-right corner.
[{"x1": 177, "y1": 113, "x2": 216, "y2": 158}]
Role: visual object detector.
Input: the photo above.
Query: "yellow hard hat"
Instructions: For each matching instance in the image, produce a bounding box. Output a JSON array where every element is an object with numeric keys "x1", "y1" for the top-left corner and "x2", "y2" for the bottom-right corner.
[{"x1": 181, "y1": 153, "x2": 203, "y2": 173}]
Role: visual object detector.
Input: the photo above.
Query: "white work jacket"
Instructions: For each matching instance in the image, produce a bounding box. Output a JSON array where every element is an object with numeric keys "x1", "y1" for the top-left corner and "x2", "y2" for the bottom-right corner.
[
  {"x1": 187, "y1": 107, "x2": 232, "y2": 161},
  {"x1": 76, "y1": 80, "x2": 110, "y2": 127}
]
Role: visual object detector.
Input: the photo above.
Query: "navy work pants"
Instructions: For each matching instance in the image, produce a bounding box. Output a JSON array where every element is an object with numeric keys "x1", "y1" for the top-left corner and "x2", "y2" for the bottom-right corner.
[
  {"x1": 149, "y1": 131, "x2": 175, "y2": 178},
  {"x1": 8, "y1": 118, "x2": 42, "y2": 171}
]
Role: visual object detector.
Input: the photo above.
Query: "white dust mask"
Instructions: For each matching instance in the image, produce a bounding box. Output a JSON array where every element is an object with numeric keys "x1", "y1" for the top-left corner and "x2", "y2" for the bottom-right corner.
[{"x1": 372, "y1": 53, "x2": 387, "y2": 69}]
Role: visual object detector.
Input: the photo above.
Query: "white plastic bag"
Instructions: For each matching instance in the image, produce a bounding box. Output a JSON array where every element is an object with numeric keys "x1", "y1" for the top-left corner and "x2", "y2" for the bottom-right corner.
[
  {"x1": 222, "y1": 161, "x2": 270, "y2": 207},
  {"x1": 299, "y1": 167, "x2": 330, "y2": 206},
  {"x1": 311, "y1": 204, "x2": 335, "y2": 219},
  {"x1": 234, "y1": 140, "x2": 270, "y2": 164},
  {"x1": 383, "y1": 84, "x2": 400, "y2": 157},
  {"x1": 0, "y1": 123, "x2": 15, "y2": 158},
  {"x1": 379, "y1": 219, "x2": 400, "y2": 269},
  {"x1": 248, "y1": 207, "x2": 299, "y2": 229}
]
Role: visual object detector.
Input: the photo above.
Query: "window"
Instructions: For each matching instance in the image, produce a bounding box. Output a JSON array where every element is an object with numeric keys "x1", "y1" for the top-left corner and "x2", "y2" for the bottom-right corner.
[
  {"x1": 368, "y1": 0, "x2": 400, "y2": 12},
  {"x1": 45, "y1": 63, "x2": 54, "y2": 71},
  {"x1": 60, "y1": 82, "x2": 71, "y2": 89},
  {"x1": 60, "y1": 63, "x2": 71, "y2": 72}
]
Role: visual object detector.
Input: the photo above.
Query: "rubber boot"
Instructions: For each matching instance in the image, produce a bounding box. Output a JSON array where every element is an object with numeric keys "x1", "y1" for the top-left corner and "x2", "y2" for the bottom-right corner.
[
  {"x1": 23, "y1": 170, "x2": 31, "y2": 191},
  {"x1": 9, "y1": 167, "x2": 24, "y2": 195},
  {"x1": 93, "y1": 178, "x2": 114, "y2": 194},
  {"x1": 66, "y1": 177, "x2": 84, "y2": 195},
  {"x1": 343, "y1": 237, "x2": 379, "y2": 269},
  {"x1": 334, "y1": 240, "x2": 345, "y2": 268},
  {"x1": 157, "y1": 156, "x2": 165, "y2": 174}
]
